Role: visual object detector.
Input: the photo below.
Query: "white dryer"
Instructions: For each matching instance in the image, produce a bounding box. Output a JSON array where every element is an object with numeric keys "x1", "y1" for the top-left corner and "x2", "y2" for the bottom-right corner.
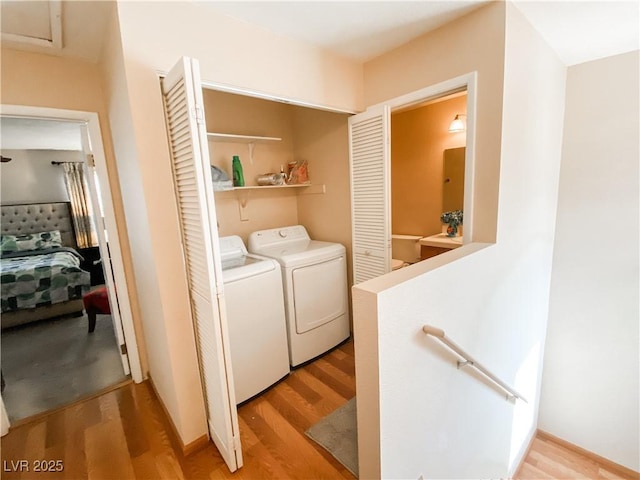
[
  {"x1": 248, "y1": 226, "x2": 350, "y2": 367},
  {"x1": 219, "y1": 235, "x2": 290, "y2": 403}
]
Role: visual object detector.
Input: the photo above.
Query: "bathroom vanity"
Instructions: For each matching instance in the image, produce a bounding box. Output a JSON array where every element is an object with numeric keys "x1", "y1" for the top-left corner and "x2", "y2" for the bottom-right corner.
[{"x1": 420, "y1": 234, "x2": 463, "y2": 259}]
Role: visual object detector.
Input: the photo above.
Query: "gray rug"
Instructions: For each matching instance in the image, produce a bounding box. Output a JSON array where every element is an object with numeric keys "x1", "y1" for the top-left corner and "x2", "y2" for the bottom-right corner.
[
  {"x1": 306, "y1": 397, "x2": 358, "y2": 477},
  {"x1": 1, "y1": 313, "x2": 127, "y2": 422}
]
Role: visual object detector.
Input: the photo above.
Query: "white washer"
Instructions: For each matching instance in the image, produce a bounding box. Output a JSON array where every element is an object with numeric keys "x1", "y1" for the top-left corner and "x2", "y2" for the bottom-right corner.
[
  {"x1": 248, "y1": 226, "x2": 350, "y2": 367},
  {"x1": 219, "y1": 235, "x2": 290, "y2": 404}
]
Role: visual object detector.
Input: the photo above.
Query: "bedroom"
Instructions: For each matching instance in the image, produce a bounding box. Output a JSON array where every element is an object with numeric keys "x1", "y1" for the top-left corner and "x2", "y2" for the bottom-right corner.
[{"x1": 0, "y1": 116, "x2": 129, "y2": 422}]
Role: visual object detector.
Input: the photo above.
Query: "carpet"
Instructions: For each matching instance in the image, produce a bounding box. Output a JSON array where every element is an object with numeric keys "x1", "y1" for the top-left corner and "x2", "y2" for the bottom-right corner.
[
  {"x1": 1, "y1": 313, "x2": 127, "y2": 422},
  {"x1": 306, "y1": 397, "x2": 359, "y2": 477}
]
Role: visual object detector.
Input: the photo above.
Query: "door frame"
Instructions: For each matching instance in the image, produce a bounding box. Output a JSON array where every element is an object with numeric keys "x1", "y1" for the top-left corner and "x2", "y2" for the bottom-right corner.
[
  {"x1": 369, "y1": 71, "x2": 477, "y2": 245},
  {"x1": 0, "y1": 104, "x2": 143, "y2": 383},
  {"x1": 80, "y1": 125, "x2": 131, "y2": 375}
]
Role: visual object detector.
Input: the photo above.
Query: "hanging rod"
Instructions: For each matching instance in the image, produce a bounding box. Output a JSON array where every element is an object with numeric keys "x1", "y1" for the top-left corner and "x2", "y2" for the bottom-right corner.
[
  {"x1": 422, "y1": 325, "x2": 528, "y2": 403},
  {"x1": 51, "y1": 161, "x2": 83, "y2": 165}
]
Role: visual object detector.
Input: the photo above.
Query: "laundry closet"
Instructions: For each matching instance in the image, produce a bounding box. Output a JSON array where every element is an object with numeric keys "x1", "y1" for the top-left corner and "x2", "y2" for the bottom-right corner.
[
  {"x1": 202, "y1": 88, "x2": 353, "y2": 254},
  {"x1": 161, "y1": 58, "x2": 354, "y2": 472},
  {"x1": 202, "y1": 88, "x2": 353, "y2": 391}
]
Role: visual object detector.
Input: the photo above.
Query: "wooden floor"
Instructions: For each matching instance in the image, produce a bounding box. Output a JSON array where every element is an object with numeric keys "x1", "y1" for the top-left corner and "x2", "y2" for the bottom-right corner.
[
  {"x1": 515, "y1": 434, "x2": 639, "y2": 480},
  {"x1": 3, "y1": 337, "x2": 637, "y2": 480},
  {"x1": 1, "y1": 340, "x2": 356, "y2": 480}
]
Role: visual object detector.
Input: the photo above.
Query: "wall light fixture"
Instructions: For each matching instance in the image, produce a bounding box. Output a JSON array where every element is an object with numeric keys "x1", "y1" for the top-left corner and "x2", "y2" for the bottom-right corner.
[{"x1": 449, "y1": 114, "x2": 466, "y2": 133}]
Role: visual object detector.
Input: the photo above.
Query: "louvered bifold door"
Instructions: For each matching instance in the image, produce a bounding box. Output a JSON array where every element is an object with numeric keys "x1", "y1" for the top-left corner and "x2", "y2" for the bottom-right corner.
[
  {"x1": 161, "y1": 57, "x2": 242, "y2": 472},
  {"x1": 349, "y1": 105, "x2": 391, "y2": 284}
]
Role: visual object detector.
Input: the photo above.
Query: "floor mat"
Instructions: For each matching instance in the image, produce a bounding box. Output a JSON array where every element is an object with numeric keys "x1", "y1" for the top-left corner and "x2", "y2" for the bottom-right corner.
[{"x1": 305, "y1": 397, "x2": 358, "y2": 477}]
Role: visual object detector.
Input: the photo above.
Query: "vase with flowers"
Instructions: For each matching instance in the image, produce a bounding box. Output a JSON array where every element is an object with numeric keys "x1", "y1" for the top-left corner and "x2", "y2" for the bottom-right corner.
[{"x1": 440, "y1": 210, "x2": 463, "y2": 237}]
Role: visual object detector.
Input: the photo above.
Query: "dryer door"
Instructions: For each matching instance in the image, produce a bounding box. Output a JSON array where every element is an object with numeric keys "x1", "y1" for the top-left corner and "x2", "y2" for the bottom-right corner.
[{"x1": 292, "y1": 255, "x2": 348, "y2": 334}]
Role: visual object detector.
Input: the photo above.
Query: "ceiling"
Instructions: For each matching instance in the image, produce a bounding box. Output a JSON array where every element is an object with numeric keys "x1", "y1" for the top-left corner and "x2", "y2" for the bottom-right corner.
[
  {"x1": 206, "y1": 1, "x2": 491, "y2": 61},
  {"x1": 205, "y1": 1, "x2": 639, "y2": 65},
  {"x1": 0, "y1": 1, "x2": 637, "y2": 149},
  {"x1": 0, "y1": 1, "x2": 637, "y2": 65},
  {"x1": 513, "y1": 0, "x2": 639, "y2": 65}
]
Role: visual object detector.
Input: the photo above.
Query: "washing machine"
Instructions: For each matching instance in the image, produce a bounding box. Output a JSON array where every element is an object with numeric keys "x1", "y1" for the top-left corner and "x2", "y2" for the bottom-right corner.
[
  {"x1": 248, "y1": 226, "x2": 350, "y2": 367},
  {"x1": 219, "y1": 235, "x2": 290, "y2": 403}
]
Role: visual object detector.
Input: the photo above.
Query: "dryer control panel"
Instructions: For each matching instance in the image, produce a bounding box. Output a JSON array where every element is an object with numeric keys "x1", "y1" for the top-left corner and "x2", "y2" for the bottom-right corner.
[{"x1": 248, "y1": 225, "x2": 310, "y2": 249}]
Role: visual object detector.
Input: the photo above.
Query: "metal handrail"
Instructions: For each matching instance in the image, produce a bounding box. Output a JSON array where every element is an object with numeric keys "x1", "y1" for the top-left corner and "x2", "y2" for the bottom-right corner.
[{"x1": 422, "y1": 325, "x2": 528, "y2": 403}]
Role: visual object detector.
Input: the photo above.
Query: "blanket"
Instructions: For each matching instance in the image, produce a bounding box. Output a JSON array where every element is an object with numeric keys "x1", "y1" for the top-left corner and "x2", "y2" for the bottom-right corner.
[{"x1": 1, "y1": 249, "x2": 90, "y2": 313}]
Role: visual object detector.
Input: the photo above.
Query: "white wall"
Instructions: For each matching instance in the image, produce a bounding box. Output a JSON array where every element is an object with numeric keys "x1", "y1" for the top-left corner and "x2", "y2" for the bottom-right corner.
[
  {"x1": 0, "y1": 149, "x2": 78, "y2": 204},
  {"x1": 539, "y1": 51, "x2": 640, "y2": 472},
  {"x1": 354, "y1": 3, "x2": 566, "y2": 478}
]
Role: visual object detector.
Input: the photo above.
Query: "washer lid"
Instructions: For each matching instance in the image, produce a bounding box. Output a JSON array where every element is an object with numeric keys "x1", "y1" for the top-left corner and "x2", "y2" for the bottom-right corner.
[
  {"x1": 251, "y1": 240, "x2": 345, "y2": 268},
  {"x1": 221, "y1": 254, "x2": 278, "y2": 283},
  {"x1": 219, "y1": 235, "x2": 248, "y2": 261}
]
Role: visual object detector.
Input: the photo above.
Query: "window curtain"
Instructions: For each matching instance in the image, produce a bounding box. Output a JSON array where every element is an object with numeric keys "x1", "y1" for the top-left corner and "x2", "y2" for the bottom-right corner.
[{"x1": 62, "y1": 162, "x2": 98, "y2": 248}]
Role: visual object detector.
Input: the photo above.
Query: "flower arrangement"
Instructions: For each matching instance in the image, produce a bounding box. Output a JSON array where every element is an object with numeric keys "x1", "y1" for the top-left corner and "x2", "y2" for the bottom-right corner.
[{"x1": 440, "y1": 210, "x2": 463, "y2": 237}]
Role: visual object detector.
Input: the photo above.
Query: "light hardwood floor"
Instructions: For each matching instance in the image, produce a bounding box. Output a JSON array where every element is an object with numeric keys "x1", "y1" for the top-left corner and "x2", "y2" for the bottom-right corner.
[
  {"x1": 1, "y1": 340, "x2": 356, "y2": 480},
  {"x1": 3, "y1": 338, "x2": 637, "y2": 480},
  {"x1": 515, "y1": 434, "x2": 639, "y2": 480}
]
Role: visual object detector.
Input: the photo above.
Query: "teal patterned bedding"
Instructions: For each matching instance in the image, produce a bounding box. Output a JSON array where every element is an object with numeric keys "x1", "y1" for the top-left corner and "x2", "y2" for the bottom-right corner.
[{"x1": 1, "y1": 248, "x2": 90, "y2": 313}]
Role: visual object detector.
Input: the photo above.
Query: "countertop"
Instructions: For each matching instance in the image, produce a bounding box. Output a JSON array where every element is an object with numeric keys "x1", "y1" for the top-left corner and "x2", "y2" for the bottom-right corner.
[{"x1": 419, "y1": 233, "x2": 463, "y2": 249}]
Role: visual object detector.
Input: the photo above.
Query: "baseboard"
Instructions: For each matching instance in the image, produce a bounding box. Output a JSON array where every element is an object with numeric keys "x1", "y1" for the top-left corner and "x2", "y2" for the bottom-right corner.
[
  {"x1": 511, "y1": 428, "x2": 537, "y2": 479},
  {"x1": 537, "y1": 429, "x2": 640, "y2": 479},
  {"x1": 147, "y1": 376, "x2": 210, "y2": 456},
  {"x1": 182, "y1": 433, "x2": 210, "y2": 456}
]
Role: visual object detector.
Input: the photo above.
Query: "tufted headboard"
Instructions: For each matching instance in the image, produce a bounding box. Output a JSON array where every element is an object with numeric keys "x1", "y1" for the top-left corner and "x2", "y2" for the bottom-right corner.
[{"x1": 1, "y1": 202, "x2": 77, "y2": 249}]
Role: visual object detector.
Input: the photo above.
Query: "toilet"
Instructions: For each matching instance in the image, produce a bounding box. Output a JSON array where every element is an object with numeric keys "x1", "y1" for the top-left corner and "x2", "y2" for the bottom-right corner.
[{"x1": 391, "y1": 234, "x2": 423, "y2": 270}]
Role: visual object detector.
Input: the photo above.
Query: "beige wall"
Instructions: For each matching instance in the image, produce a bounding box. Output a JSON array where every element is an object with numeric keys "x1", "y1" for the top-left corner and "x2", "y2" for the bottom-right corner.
[
  {"x1": 391, "y1": 95, "x2": 467, "y2": 237},
  {"x1": 0, "y1": 47, "x2": 148, "y2": 374},
  {"x1": 356, "y1": 5, "x2": 507, "y2": 471},
  {"x1": 204, "y1": 90, "x2": 299, "y2": 242},
  {"x1": 365, "y1": 2, "x2": 505, "y2": 243},
  {"x1": 204, "y1": 89, "x2": 353, "y2": 281},
  {"x1": 355, "y1": 2, "x2": 566, "y2": 477},
  {"x1": 117, "y1": 1, "x2": 363, "y2": 112},
  {"x1": 100, "y1": 7, "x2": 208, "y2": 444},
  {"x1": 292, "y1": 106, "x2": 353, "y2": 283},
  {"x1": 105, "y1": 0, "x2": 363, "y2": 446}
]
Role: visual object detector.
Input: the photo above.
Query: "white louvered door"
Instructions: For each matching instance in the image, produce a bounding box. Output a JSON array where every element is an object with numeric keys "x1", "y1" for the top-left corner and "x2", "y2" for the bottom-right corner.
[
  {"x1": 349, "y1": 105, "x2": 391, "y2": 284},
  {"x1": 161, "y1": 57, "x2": 242, "y2": 472}
]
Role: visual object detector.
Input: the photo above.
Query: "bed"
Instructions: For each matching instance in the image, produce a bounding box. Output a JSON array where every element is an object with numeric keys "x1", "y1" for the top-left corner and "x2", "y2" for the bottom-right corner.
[{"x1": 1, "y1": 202, "x2": 91, "y2": 329}]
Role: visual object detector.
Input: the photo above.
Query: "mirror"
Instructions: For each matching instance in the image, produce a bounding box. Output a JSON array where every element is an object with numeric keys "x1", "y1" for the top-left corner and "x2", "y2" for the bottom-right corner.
[{"x1": 443, "y1": 147, "x2": 465, "y2": 212}]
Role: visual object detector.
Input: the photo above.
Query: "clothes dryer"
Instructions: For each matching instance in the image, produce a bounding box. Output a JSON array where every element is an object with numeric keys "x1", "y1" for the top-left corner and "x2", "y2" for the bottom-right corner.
[{"x1": 248, "y1": 226, "x2": 350, "y2": 366}]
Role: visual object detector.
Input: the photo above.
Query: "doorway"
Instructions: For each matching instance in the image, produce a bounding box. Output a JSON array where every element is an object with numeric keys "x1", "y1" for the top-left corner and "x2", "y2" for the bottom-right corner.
[
  {"x1": 390, "y1": 90, "x2": 468, "y2": 263},
  {"x1": 349, "y1": 73, "x2": 476, "y2": 283},
  {"x1": 0, "y1": 106, "x2": 142, "y2": 427}
]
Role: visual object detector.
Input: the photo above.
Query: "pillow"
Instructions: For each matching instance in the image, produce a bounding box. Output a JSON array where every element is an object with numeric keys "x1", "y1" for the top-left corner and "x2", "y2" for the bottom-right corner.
[{"x1": 0, "y1": 230, "x2": 63, "y2": 254}]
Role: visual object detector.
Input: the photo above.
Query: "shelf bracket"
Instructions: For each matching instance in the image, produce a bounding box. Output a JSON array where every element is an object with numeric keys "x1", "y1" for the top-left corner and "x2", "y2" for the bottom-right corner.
[
  {"x1": 248, "y1": 142, "x2": 255, "y2": 165},
  {"x1": 237, "y1": 190, "x2": 250, "y2": 221}
]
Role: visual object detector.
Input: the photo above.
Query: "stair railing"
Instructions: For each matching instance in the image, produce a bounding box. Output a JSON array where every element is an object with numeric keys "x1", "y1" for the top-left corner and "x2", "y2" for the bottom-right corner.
[{"x1": 422, "y1": 325, "x2": 528, "y2": 403}]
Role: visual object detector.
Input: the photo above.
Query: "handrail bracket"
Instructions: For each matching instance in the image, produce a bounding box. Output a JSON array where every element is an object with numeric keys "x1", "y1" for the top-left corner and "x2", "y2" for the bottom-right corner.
[{"x1": 457, "y1": 360, "x2": 473, "y2": 369}]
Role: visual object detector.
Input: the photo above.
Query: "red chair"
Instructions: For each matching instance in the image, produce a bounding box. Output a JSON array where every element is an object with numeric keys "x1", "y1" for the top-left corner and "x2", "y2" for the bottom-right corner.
[{"x1": 82, "y1": 286, "x2": 111, "y2": 333}]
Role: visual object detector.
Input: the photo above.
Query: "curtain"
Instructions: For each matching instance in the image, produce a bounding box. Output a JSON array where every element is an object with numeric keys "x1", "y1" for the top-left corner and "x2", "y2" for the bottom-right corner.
[{"x1": 63, "y1": 162, "x2": 98, "y2": 249}]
